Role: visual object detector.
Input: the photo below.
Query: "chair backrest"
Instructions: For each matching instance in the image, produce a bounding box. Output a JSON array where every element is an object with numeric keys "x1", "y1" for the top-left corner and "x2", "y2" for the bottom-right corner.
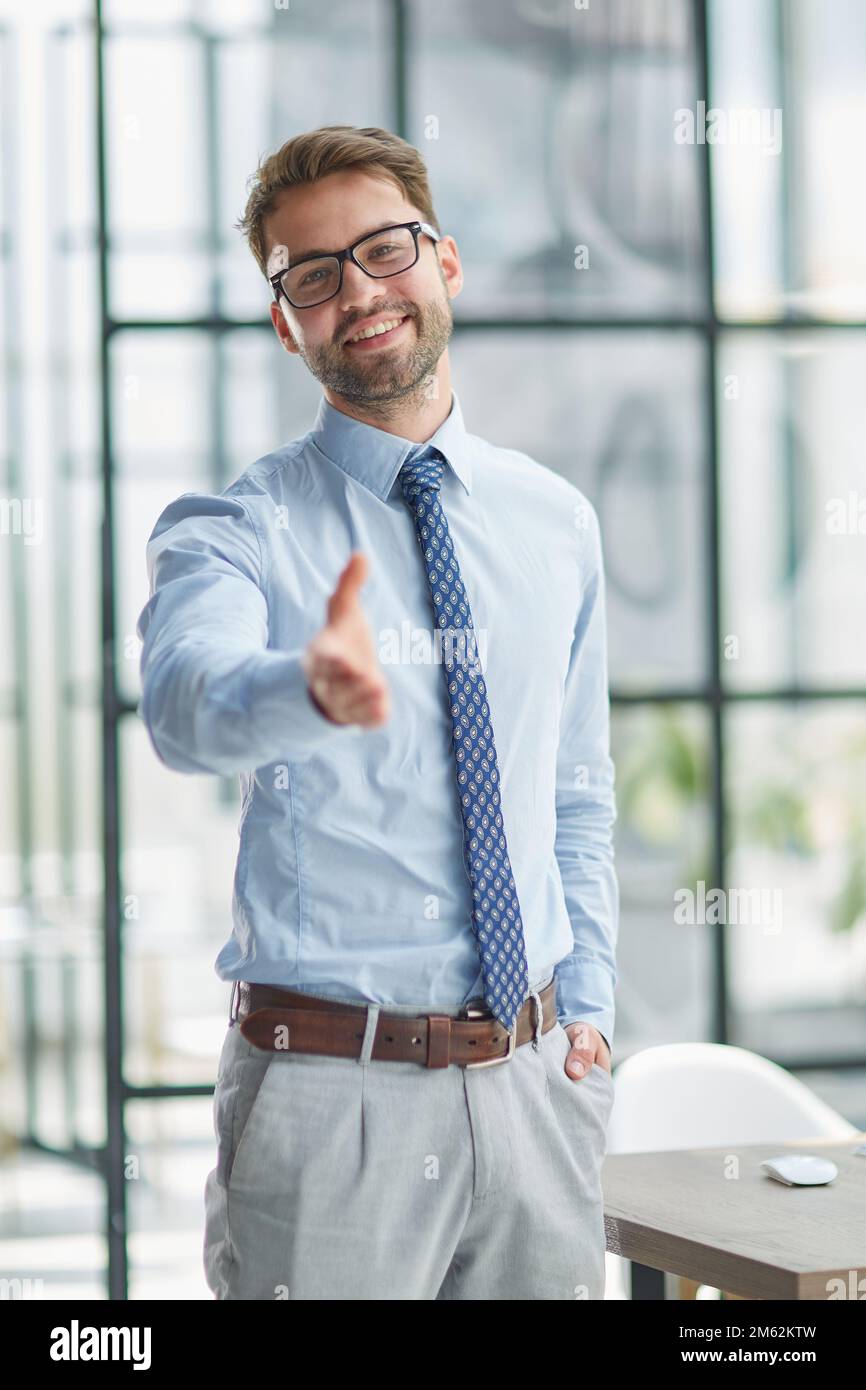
[{"x1": 606, "y1": 1043, "x2": 860, "y2": 1154}]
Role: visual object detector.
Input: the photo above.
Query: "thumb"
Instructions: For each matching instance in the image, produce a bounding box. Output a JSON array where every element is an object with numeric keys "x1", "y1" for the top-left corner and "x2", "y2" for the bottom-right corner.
[
  {"x1": 565, "y1": 1046, "x2": 594, "y2": 1078},
  {"x1": 564, "y1": 1022, "x2": 595, "y2": 1078},
  {"x1": 327, "y1": 551, "x2": 368, "y2": 625}
]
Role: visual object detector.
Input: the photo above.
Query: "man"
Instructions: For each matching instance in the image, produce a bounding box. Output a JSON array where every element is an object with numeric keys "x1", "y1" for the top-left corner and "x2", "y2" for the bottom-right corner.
[{"x1": 136, "y1": 125, "x2": 618, "y2": 1301}]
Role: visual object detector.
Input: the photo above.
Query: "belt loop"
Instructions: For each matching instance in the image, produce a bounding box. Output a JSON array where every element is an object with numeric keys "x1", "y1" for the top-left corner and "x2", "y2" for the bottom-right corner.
[
  {"x1": 228, "y1": 980, "x2": 240, "y2": 1029},
  {"x1": 358, "y1": 1003, "x2": 381, "y2": 1065},
  {"x1": 529, "y1": 990, "x2": 544, "y2": 1051}
]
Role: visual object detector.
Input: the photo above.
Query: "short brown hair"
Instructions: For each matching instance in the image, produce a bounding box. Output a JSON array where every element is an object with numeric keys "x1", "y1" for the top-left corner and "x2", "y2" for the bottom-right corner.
[{"x1": 235, "y1": 125, "x2": 441, "y2": 280}]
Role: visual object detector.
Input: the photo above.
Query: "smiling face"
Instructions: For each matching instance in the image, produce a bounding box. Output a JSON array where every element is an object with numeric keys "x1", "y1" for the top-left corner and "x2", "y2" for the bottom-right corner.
[{"x1": 265, "y1": 168, "x2": 462, "y2": 409}]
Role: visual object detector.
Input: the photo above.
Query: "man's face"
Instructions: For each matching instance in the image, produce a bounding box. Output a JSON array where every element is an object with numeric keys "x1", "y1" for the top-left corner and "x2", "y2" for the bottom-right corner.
[{"x1": 265, "y1": 169, "x2": 462, "y2": 405}]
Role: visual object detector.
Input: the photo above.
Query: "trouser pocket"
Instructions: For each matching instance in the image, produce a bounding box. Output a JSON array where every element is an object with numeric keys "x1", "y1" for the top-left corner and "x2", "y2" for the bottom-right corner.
[{"x1": 213, "y1": 1026, "x2": 275, "y2": 1188}]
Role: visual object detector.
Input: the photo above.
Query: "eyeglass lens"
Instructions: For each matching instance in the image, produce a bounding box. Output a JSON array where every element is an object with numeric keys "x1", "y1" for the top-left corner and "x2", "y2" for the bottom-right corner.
[{"x1": 281, "y1": 225, "x2": 417, "y2": 306}]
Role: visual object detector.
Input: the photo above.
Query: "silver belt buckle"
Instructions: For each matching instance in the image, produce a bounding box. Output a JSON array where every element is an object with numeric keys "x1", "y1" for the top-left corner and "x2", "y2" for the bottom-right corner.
[{"x1": 462, "y1": 1003, "x2": 516, "y2": 1068}]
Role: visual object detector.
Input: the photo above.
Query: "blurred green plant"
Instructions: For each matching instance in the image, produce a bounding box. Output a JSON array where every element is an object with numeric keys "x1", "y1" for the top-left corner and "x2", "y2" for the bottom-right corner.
[
  {"x1": 615, "y1": 705, "x2": 866, "y2": 936},
  {"x1": 740, "y1": 782, "x2": 814, "y2": 855},
  {"x1": 831, "y1": 807, "x2": 866, "y2": 936},
  {"x1": 615, "y1": 705, "x2": 711, "y2": 887}
]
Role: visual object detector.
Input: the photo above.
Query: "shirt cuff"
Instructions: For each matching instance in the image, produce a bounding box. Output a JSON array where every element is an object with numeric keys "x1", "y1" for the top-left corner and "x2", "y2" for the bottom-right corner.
[
  {"x1": 554, "y1": 955, "x2": 615, "y2": 1053},
  {"x1": 244, "y1": 649, "x2": 360, "y2": 760},
  {"x1": 558, "y1": 1016, "x2": 611, "y2": 1055}
]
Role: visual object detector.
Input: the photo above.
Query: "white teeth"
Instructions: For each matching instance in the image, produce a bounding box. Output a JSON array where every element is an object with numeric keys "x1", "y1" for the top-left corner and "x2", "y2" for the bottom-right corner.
[{"x1": 348, "y1": 317, "x2": 404, "y2": 343}]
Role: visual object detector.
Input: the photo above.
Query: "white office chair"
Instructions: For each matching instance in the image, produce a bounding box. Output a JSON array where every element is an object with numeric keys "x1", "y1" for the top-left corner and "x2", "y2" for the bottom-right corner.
[{"x1": 602, "y1": 1042, "x2": 860, "y2": 1300}]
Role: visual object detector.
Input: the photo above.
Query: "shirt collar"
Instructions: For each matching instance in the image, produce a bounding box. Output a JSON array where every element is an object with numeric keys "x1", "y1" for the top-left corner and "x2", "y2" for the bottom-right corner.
[{"x1": 310, "y1": 389, "x2": 473, "y2": 500}]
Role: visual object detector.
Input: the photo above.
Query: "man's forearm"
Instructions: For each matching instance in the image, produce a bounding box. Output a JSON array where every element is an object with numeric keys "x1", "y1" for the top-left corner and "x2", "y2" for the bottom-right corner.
[
  {"x1": 139, "y1": 643, "x2": 354, "y2": 776},
  {"x1": 136, "y1": 489, "x2": 358, "y2": 776}
]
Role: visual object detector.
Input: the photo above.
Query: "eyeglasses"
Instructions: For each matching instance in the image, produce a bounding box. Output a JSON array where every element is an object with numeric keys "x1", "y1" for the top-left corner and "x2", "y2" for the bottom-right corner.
[{"x1": 269, "y1": 220, "x2": 441, "y2": 309}]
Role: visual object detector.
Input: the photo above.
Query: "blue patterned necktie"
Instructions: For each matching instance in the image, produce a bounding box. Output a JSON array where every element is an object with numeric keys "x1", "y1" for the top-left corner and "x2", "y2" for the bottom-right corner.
[{"x1": 398, "y1": 444, "x2": 530, "y2": 1034}]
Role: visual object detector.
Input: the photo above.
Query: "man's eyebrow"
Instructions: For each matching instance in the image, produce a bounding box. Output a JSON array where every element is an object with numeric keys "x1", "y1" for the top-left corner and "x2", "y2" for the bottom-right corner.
[{"x1": 286, "y1": 221, "x2": 402, "y2": 270}]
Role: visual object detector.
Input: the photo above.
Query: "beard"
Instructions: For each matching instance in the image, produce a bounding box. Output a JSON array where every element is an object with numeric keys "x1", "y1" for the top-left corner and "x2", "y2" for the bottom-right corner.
[{"x1": 295, "y1": 282, "x2": 454, "y2": 413}]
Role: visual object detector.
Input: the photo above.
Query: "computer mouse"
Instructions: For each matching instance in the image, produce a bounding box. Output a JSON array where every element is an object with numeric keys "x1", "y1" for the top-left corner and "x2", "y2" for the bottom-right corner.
[{"x1": 760, "y1": 1154, "x2": 839, "y2": 1186}]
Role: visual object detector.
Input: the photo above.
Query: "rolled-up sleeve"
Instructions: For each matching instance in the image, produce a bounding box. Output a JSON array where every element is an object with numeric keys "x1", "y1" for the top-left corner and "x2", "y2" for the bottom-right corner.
[
  {"x1": 553, "y1": 499, "x2": 619, "y2": 1051},
  {"x1": 135, "y1": 489, "x2": 355, "y2": 776}
]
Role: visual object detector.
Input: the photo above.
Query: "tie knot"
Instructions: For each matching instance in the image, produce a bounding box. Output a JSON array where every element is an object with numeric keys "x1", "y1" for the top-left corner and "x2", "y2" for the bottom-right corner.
[{"x1": 399, "y1": 444, "x2": 445, "y2": 503}]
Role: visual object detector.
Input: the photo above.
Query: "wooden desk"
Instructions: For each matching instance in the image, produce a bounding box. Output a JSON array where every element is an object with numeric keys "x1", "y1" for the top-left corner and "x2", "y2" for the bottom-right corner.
[{"x1": 603, "y1": 1132, "x2": 866, "y2": 1300}]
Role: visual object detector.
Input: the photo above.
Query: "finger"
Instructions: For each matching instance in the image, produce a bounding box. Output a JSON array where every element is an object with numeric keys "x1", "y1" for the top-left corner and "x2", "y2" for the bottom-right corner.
[
  {"x1": 329, "y1": 683, "x2": 390, "y2": 726},
  {"x1": 565, "y1": 1022, "x2": 594, "y2": 1052},
  {"x1": 306, "y1": 625, "x2": 374, "y2": 678},
  {"x1": 333, "y1": 670, "x2": 390, "y2": 715},
  {"x1": 309, "y1": 680, "x2": 344, "y2": 724},
  {"x1": 302, "y1": 639, "x2": 349, "y2": 682},
  {"x1": 349, "y1": 689, "x2": 391, "y2": 727},
  {"x1": 312, "y1": 668, "x2": 387, "y2": 715},
  {"x1": 314, "y1": 666, "x2": 387, "y2": 701},
  {"x1": 565, "y1": 1047, "x2": 595, "y2": 1079},
  {"x1": 310, "y1": 652, "x2": 363, "y2": 683},
  {"x1": 327, "y1": 551, "x2": 368, "y2": 625}
]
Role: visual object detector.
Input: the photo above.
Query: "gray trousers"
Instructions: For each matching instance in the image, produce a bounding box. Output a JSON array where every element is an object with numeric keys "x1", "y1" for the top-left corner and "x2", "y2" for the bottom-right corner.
[{"x1": 203, "y1": 972, "x2": 614, "y2": 1300}]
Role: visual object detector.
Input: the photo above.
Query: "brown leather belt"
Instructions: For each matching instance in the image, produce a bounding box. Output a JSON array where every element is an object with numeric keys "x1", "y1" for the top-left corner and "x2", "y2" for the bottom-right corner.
[{"x1": 233, "y1": 978, "x2": 558, "y2": 1069}]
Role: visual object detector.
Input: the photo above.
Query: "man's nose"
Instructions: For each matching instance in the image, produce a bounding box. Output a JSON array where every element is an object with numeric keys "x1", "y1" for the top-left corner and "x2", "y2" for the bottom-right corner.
[{"x1": 337, "y1": 257, "x2": 394, "y2": 312}]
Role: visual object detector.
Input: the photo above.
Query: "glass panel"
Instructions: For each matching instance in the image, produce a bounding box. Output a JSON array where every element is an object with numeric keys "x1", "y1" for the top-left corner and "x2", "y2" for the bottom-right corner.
[
  {"x1": 104, "y1": 0, "x2": 196, "y2": 22},
  {"x1": 611, "y1": 702, "x2": 715, "y2": 1051},
  {"x1": 104, "y1": 2, "x2": 389, "y2": 322},
  {"x1": 44, "y1": 21, "x2": 101, "y2": 530},
  {"x1": 0, "y1": 721, "x2": 21, "y2": 898},
  {"x1": 56, "y1": 249, "x2": 101, "y2": 466},
  {"x1": 46, "y1": 23, "x2": 98, "y2": 253},
  {"x1": 58, "y1": 475, "x2": 101, "y2": 707},
  {"x1": 410, "y1": 0, "x2": 704, "y2": 320},
  {"x1": 0, "y1": 11, "x2": 21, "y2": 917},
  {"x1": 711, "y1": 0, "x2": 866, "y2": 321},
  {"x1": 219, "y1": 328, "x2": 324, "y2": 474},
  {"x1": 216, "y1": 36, "x2": 284, "y2": 322},
  {"x1": 726, "y1": 701, "x2": 866, "y2": 1069},
  {"x1": 111, "y1": 331, "x2": 214, "y2": 472},
  {"x1": 0, "y1": 1147, "x2": 107, "y2": 1300},
  {"x1": 3, "y1": 910, "x2": 102, "y2": 1150},
  {"x1": 0, "y1": 506, "x2": 15, "y2": 706},
  {"x1": 10, "y1": 703, "x2": 104, "y2": 1155},
  {"x1": 120, "y1": 719, "x2": 239, "y2": 1089},
  {"x1": 719, "y1": 331, "x2": 866, "y2": 691},
  {"x1": 104, "y1": 0, "x2": 288, "y2": 32},
  {"x1": 0, "y1": 32, "x2": 12, "y2": 469},
  {"x1": 126, "y1": 1097, "x2": 216, "y2": 1300},
  {"x1": 106, "y1": 36, "x2": 210, "y2": 319},
  {"x1": 63, "y1": 705, "x2": 103, "y2": 891},
  {"x1": 218, "y1": 2, "x2": 391, "y2": 319},
  {"x1": 451, "y1": 329, "x2": 708, "y2": 692}
]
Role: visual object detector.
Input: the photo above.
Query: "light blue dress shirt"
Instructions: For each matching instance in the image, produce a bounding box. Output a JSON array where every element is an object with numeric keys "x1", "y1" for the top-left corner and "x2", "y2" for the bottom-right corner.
[{"x1": 136, "y1": 389, "x2": 618, "y2": 1048}]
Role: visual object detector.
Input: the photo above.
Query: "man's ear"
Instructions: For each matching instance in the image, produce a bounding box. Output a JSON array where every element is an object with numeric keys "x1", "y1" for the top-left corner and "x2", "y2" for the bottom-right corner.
[
  {"x1": 436, "y1": 234, "x2": 463, "y2": 302},
  {"x1": 269, "y1": 299, "x2": 300, "y2": 356}
]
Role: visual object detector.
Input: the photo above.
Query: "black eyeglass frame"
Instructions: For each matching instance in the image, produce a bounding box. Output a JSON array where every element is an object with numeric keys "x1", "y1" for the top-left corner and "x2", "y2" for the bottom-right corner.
[{"x1": 268, "y1": 220, "x2": 442, "y2": 308}]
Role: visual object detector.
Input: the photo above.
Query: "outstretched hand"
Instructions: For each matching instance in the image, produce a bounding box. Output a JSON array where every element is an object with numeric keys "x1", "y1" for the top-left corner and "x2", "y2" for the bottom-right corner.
[{"x1": 302, "y1": 551, "x2": 391, "y2": 729}]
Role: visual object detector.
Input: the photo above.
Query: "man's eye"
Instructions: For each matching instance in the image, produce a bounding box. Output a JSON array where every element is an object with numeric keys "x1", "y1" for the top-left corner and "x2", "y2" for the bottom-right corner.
[
  {"x1": 369, "y1": 243, "x2": 398, "y2": 258},
  {"x1": 299, "y1": 265, "x2": 329, "y2": 286}
]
